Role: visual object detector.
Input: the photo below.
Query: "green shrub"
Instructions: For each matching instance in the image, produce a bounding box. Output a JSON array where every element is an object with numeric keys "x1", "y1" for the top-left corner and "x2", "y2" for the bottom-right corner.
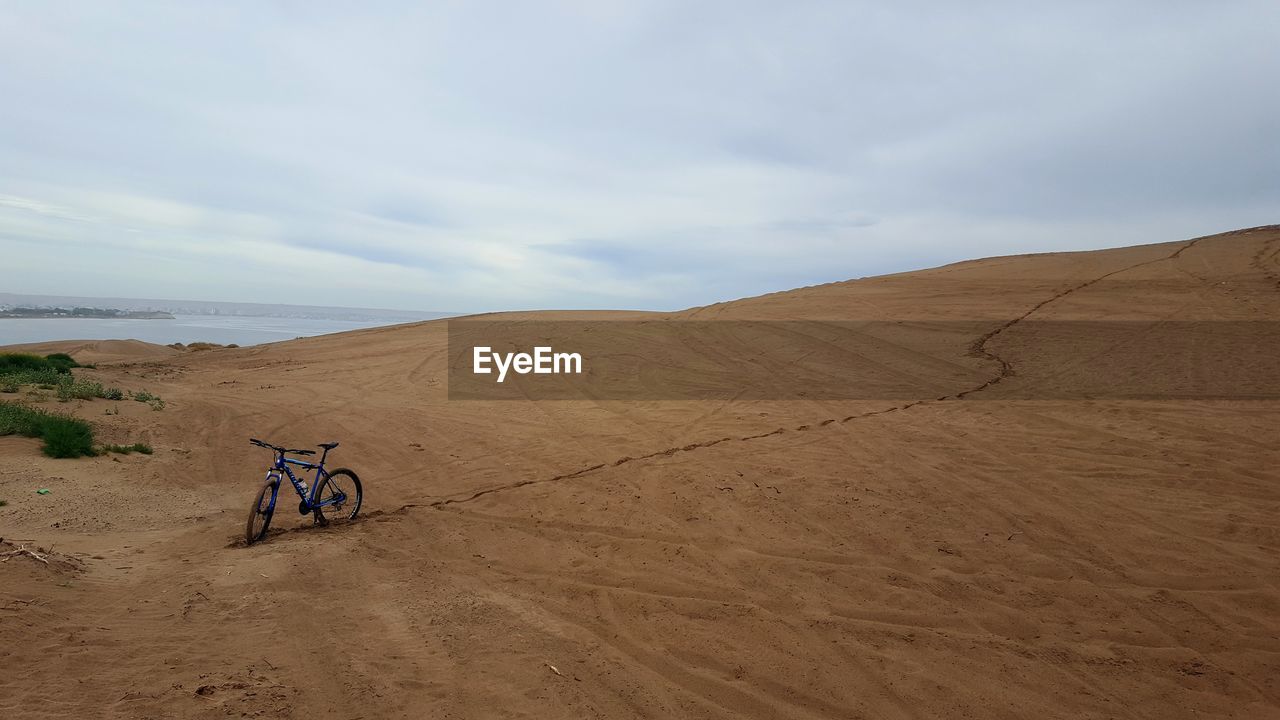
[
  {"x1": 43, "y1": 353, "x2": 80, "y2": 373},
  {"x1": 56, "y1": 376, "x2": 103, "y2": 401},
  {"x1": 0, "y1": 352, "x2": 78, "y2": 376},
  {"x1": 41, "y1": 417, "x2": 95, "y2": 458},
  {"x1": 0, "y1": 402, "x2": 44, "y2": 436},
  {"x1": 131, "y1": 390, "x2": 165, "y2": 410},
  {"x1": 0, "y1": 401, "x2": 96, "y2": 458},
  {"x1": 0, "y1": 354, "x2": 84, "y2": 394},
  {"x1": 1, "y1": 368, "x2": 61, "y2": 386},
  {"x1": 0, "y1": 353, "x2": 53, "y2": 374},
  {"x1": 100, "y1": 387, "x2": 124, "y2": 400}
]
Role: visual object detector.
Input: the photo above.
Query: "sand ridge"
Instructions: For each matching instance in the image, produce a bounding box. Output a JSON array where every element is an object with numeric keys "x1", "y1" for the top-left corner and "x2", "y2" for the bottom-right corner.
[
  {"x1": 1, "y1": 226, "x2": 1278, "y2": 719},
  {"x1": 0, "y1": 338, "x2": 181, "y2": 365}
]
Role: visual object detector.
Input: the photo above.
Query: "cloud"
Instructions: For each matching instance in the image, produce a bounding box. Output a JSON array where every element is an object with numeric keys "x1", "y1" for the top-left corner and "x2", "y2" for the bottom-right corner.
[{"x1": 0, "y1": 1, "x2": 1277, "y2": 312}]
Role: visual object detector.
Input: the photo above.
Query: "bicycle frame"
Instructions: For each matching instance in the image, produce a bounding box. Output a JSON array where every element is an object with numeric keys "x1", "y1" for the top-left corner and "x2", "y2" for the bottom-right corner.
[{"x1": 262, "y1": 446, "x2": 347, "y2": 515}]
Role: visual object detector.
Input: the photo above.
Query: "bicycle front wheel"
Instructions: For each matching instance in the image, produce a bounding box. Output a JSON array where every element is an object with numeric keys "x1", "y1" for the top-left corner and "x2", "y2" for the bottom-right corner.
[
  {"x1": 246, "y1": 478, "x2": 279, "y2": 545},
  {"x1": 312, "y1": 468, "x2": 362, "y2": 524}
]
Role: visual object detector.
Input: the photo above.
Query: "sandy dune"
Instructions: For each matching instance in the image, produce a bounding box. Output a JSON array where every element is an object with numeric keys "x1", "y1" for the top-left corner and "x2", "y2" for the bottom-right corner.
[
  {"x1": 0, "y1": 338, "x2": 180, "y2": 365},
  {"x1": 2, "y1": 226, "x2": 1279, "y2": 719}
]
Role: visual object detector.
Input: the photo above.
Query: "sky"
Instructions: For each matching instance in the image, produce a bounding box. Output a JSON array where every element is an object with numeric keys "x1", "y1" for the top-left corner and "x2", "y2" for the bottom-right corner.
[{"x1": 1, "y1": 1, "x2": 1277, "y2": 312}]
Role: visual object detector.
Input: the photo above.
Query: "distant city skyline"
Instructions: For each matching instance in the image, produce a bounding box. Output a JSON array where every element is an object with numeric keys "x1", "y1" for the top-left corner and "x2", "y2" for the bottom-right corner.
[{"x1": 0, "y1": 293, "x2": 453, "y2": 322}]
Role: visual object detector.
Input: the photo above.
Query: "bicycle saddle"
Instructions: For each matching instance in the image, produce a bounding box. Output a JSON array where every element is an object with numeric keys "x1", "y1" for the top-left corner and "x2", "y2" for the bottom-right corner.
[{"x1": 319, "y1": 441, "x2": 339, "y2": 450}]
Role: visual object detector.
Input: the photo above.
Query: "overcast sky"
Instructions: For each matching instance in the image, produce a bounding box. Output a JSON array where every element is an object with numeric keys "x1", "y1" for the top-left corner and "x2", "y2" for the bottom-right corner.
[{"x1": 2, "y1": 2, "x2": 1277, "y2": 312}]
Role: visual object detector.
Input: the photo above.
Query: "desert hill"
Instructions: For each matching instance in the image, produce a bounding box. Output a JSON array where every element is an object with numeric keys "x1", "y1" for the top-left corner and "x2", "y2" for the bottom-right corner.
[
  {"x1": 0, "y1": 338, "x2": 181, "y2": 364},
  {"x1": 1, "y1": 226, "x2": 1278, "y2": 719}
]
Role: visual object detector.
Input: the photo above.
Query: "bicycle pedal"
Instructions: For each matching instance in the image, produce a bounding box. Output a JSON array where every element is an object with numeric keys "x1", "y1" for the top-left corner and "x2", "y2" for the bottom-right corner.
[{"x1": 298, "y1": 500, "x2": 310, "y2": 515}]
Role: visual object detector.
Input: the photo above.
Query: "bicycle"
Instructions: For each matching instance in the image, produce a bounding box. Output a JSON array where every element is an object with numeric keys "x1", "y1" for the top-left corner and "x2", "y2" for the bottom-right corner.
[{"x1": 245, "y1": 437, "x2": 363, "y2": 545}]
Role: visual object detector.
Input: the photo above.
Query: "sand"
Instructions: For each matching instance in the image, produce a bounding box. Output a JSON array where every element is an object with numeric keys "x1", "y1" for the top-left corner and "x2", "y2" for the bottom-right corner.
[
  {"x1": 0, "y1": 338, "x2": 180, "y2": 365},
  {"x1": 1, "y1": 226, "x2": 1278, "y2": 719}
]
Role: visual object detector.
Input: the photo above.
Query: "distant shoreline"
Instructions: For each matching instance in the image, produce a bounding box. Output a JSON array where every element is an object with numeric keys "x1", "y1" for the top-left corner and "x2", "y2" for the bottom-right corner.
[
  {"x1": 0, "y1": 293, "x2": 454, "y2": 323},
  {"x1": 0, "y1": 311, "x2": 175, "y2": 320},
  {"x1": 0, "y1": 313, "x2": 404, "y2": 347}
]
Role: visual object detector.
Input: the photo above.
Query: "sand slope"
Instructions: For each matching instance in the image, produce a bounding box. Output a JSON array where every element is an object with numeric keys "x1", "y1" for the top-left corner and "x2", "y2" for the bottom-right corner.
[
  {"x1": 1, "y1": 226, "x2": 1278, "y2": 719},
  {"x1": 0, "y1": 338, "x2": 180, "y2": 365}
]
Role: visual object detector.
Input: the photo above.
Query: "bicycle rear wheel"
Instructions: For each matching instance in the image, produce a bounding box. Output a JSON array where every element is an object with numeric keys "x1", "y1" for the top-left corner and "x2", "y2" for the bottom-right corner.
[
  {"x1": 312, "y1": 468, "x2": 362, "y2": 524},
  {"x1": 246, "y1": 478, "x2": 279, "y2": 545}
]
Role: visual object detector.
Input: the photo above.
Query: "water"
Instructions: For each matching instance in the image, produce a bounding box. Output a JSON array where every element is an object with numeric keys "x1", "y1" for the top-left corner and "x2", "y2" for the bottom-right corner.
[{"x1": 0, "y1": 314, "x2": 416, "y2": 347}]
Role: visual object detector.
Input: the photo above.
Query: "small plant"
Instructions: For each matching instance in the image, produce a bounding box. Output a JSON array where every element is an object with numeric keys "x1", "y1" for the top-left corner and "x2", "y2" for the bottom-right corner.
[
  {"x1": 0, "y1": 353, "x2": 81, "y2": 390},
  {"x1": 23, "y1": 370, "x2": 62, "y2": 385},
  {"x1": 0, "y1": 352, "x2": 77, "y2": 376},
  {"x1": 43, "y1": 353, "x2": 80, "y2": 373},
  {"x1": 25, "y1": 389, "x2": 52, "y2": 402},
  {"x1": 0, "y1": 499, "x2": 7, "y2": 507},
  {"x1": 100, "y1": 442, "x2": 153, "y2": 455},
  {"x1": 132, "y1": 390, "x2": 165, "y2": 410},
  {"x1": 0, "y1": 381, "x2": 17, "y2": 393},
  {"x1": 41, "y1": 418, "x2": 95, "y2": 458},
  {"x1": 100, "y1": 387, "x2": 124, "y2": 400},
  {"x1": 0, "y1": 401, "x2": 96, "y2": 458},
  {"x1": 56, "y1": 376, "x2": 103, "y2": 401}
]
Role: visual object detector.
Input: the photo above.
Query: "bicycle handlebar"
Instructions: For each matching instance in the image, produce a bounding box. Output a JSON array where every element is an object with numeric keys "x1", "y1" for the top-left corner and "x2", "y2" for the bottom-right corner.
[{"x1": 249, "y1": 438, "x2": 316, "y2": 456}]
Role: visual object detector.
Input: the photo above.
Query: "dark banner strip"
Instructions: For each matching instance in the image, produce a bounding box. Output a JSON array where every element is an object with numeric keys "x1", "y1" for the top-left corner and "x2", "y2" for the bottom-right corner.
[{"x1": 447, "y1": 320, "x2": 1280, "y2": 400}]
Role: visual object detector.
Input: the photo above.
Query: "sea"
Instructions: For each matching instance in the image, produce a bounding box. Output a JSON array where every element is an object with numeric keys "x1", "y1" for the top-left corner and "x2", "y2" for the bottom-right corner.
[{"x1": 0, "y1": 315, "x2": 420, "y2": 348}]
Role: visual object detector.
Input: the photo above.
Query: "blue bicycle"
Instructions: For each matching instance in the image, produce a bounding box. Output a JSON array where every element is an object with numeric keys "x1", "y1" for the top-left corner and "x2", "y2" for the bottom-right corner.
[{"x1": 246, "y1": 438, "x2": 363, "y2": 545}]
